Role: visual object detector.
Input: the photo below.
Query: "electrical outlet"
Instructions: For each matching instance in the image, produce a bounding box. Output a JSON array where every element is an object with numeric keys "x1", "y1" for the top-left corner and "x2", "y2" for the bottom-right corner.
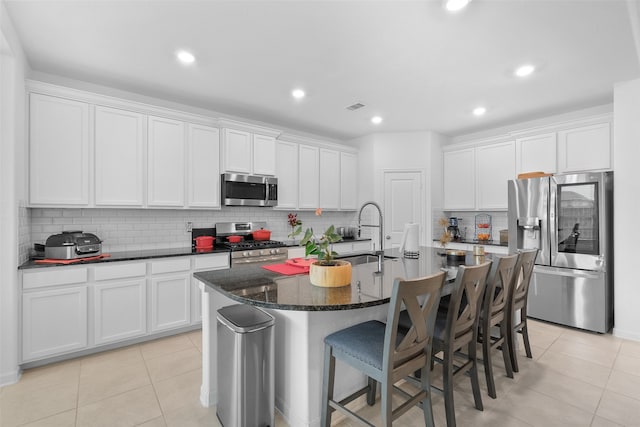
[{"x1": 186, "y1": 222, "x2": 192, "y2": 233}]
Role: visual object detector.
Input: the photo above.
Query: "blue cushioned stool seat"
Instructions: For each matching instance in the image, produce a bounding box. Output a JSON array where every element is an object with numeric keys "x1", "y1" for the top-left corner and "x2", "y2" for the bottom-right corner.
[{"x1": 325, "y1": 320, "x2": 403, "y2": 371}]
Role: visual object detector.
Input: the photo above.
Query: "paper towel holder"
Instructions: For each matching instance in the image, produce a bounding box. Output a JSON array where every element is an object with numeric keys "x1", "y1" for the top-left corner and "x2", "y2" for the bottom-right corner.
[{"x1": 398, "y1": 223, "x2": 420, "y2": 259}]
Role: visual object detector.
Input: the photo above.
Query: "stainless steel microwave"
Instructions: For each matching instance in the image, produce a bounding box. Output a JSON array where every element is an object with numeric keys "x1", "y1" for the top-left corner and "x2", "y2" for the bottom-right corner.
[{"x1": 221, "y1": 173, "x2": 278, "y2": 207}]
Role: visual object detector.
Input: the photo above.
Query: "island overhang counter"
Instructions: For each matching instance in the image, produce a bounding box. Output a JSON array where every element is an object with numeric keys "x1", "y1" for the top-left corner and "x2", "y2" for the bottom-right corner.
[{"x1": 194, "y1": 247, "x2": 475, "y2": 427}]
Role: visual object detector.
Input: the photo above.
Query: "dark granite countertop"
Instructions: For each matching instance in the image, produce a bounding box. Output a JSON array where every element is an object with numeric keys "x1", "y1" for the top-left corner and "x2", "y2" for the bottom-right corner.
[
  {"x1": 18, "y1": 247, "x2": 230, "y2": 270},
  {"x1": 195, "y1": 247, "x2": 499, "y2": 311}
]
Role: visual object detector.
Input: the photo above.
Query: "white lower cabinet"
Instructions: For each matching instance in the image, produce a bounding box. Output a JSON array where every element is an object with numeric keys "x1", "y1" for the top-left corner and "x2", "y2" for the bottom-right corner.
[
  {"x1": 150, "y1": 273, "x2": 191, "y2": 332},
  {"x1": 93, "y1": 279, "x2": 147, "y2": 345},
  {"x1": 20, "y1": 253, "x2": 229, "y2": 363},
  {"x1": 22, "y1": 286, "x2": 88, "y2": 362}
]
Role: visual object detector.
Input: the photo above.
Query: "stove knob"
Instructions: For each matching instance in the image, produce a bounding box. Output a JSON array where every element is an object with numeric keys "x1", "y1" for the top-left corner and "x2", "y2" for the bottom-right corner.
[
  {"x1": 242, "y1": 251, "x2": 249, "y2": 257},
  {"x1": 270, "y1": 249, "x2": 277, "y2": 255}
]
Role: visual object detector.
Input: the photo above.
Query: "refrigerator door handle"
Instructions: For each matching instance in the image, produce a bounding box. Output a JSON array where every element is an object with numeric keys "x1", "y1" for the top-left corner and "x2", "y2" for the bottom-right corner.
[{"x1": 535, "y1": 265, "x2": 603, "y2": 280}]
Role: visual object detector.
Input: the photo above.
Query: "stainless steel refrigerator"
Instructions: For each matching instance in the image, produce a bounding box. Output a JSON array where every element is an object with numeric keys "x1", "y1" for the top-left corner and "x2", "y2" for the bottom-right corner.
[{"x1": 508, "y1": 172, "x2": 613, "y2": 333}]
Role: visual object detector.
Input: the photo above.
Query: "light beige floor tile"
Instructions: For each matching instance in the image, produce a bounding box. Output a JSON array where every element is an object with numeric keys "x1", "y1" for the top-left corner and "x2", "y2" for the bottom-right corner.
[
  {"x1": 20, "y1": 409, "x2": 76, "y2": 427},
  {"x1": 590, "y1": 415, "x2": 624, "y2": 427},
  {"x1": 605, "y1": 369, "x2": 640, "y2": 401},
  {"x1": 80, "y1": 345, "x2": 143, "y2": 377},
  {"x1": 619, "y1": 339, "x2": 640, "y2": 359},
  {"x1": 596, "y1": 389, "x2": 640, "y2": 426},
  {"x1": 139, "y1": 334, "x2": 196, "y2": 360},
  {"x1": 153, "y1": 368, "x2": 202, "y2": 414},
  {"x1": 78, "y1": 360, "x2": 151, "y2": 406},
  {"x1": 613, "y1": 352, "x2": 640, "y2": 377},
  {"x1": 527, "y1": 327, "x2": 562, "y2": 350},
  {"x1": 2, "y1": 359, "x2": 80, "y2": 395},
  {"x1": 136, "y1": 416, "x2": 167, "y2": 427},
  {"x1": 75, "y1": 385, "x2": 162, "y2": 427},
  {"x1": 146, "y1": 347, "x2": 201, "y2": 383},
  {"x1": 547, "y1": 337, "x2": 617, "y2": 368},
  {"x1": 163, "y1": 399, "x2": 219, "y2": 427},
  {"x1": 186, "y1": 330, "x2": 202, "y2": 352},
  {"x1": 516, "y1": 367, "x2": 604, "y2": 413},
  {"x1": 537, "y1": 350, "x2": 612, "y2": 388},
  {"x1": 492, "y1": 385, "x2": 594, "y2": 427},
  {"x1": 559, "y1": 328, "x2": 622, "y2": 353},
  {"x1": 0, "y1": 381, "x2": 78, "y2": 427}
]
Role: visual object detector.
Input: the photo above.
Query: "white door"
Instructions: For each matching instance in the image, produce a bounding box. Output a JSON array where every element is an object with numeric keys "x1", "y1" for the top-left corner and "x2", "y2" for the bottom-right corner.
[
  {"x1": 22, "y1": 286, "x2": 88, "y2": 361},
  {"x1": 29, "y1": 93, "x2": 90, "y2": 206},
  {"x1": 383, "y1": 171, "x2": 423, "y2": 249},
  {"x1": 147, "y1": 116, "x2": 186, "y2": 207},
  {"x1": 94, "y1": 279, "x2": 147, "y2": 345},
  {"x1": 187, "y1": 124, "x2": 220, "y2": 208},
  {"x1": 94, "y1": 106, "x2": 145, "y2": 206}
]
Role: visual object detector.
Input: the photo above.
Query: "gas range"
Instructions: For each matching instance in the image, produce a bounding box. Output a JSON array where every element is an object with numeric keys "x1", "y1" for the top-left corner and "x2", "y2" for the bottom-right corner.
[
  {"x1": 216, "y1": 221, "x2": 288, "y2": 265},
  {"x1": 222, "y1": 240, "x2": 285, "y2": 251}
]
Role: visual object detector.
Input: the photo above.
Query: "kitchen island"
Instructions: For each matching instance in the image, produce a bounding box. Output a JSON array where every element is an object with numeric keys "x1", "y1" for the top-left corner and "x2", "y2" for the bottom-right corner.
[{"x1": 194, "y1": 247, "x2": 490, "y2": 427}]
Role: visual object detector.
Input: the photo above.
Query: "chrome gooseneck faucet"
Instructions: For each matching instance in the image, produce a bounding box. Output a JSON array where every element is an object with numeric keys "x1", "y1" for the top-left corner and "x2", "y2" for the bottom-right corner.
[{"x1": 358, "y1": 201, "x2": 384, "y2": 272}]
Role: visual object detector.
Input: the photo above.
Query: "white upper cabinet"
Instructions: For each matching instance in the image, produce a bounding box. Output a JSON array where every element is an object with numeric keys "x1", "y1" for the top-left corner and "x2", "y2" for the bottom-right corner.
[
  {"x1": 221, "y1": 128, "x2": 252, "y2": 174},
  {"x1": 29, "y1": 93, "x2": 90, "y2": 206},
  {"x1": 476, "y1": 141, "x2": 515, "y2": 210},
  {"x1": 221, "y1": 128, "x2": 276, "y2": 176},
  {"x1": 515, "y1": 133, "x2": 557, "y2": 175},
  {"x1": 275, "y1": 140, "x2": 299, "y2": 209},
  {"x1": 147, "y1": 116, "x2": 185, "y2": 207},
  {"x1": 252, "y1": 134, "x2": 276, "y2": 176},
  {"x1": 298, "y1": 144, "x2": 320, "y2": 209},
  {"x1": 94, "y1": 106, "x2": 145, "y2": 206},
  {"x1": 558, "y1": 122, "x2": 611, "y2": 172},
  {"x1": 187, "y1": 124, "x2": 220, "y2": 208},
  {"x1": 340, "y1": 151, "x2": 358, "y2": 210},
  {"x1": 319, "y1": 148, "x2": 340, "y2": 210},
  {"x1": 443, "y1": 148, "x2": 475, "y2": 210}
]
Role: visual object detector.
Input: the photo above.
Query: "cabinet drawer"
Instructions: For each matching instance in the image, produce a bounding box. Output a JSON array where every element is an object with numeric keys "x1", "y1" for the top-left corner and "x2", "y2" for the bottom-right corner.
[
  {"x1": 151, "y1": 258, "x2": 191, "y2": 275},
  {"x1": 23, "y1": 267, "x2": 88, "y2": 290},
  {"x1": 94, "y1": 262, "x2": 146, "y2": 281},
  {"x1": 193, "y1": 254, "x2": 229, "y2": 270}
]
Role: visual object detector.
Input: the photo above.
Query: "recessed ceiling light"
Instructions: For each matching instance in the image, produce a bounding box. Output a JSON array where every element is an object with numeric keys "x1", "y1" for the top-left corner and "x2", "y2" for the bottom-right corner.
[
  {"x1": 515, "y1": 64, "x2": 535, "y2": 77},
  {"x1": 371, "y1": 116, "x2": 383, "y2": 124},
  {"x1": 292, "y1": 89, "x2": 306, "y2": 99},
  {"x1": 176, "y1": 50, "x2": 195, "y2": 64},
  {"x1": 473, "y1": 107, "x2": 486, "y2": 116},
  {"x1": 444, "y1": 0, "x2": 471, "y2": 12}
]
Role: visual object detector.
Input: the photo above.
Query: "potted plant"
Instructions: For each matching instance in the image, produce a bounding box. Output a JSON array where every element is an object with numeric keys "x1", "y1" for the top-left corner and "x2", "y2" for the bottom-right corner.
[{"x1": 290, "y1": 209, "x2": 352, "y2": 287}]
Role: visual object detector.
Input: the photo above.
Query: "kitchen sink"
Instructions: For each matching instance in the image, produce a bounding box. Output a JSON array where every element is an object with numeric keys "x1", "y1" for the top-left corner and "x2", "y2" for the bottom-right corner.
[{"x1": 336, "y1": 253, "x2": 396, "y2": 266}]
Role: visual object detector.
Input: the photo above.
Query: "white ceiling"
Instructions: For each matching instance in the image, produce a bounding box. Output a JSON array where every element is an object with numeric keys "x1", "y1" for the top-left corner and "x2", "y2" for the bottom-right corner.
[{"x1": 5, "y1": 0, "x2": 640, "y2": 140}]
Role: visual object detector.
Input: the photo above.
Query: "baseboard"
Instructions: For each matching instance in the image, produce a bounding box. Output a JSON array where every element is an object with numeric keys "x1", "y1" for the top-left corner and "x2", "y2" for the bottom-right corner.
[
  {"x1": 612, "y1": 327, "x2": 640, "y2": 342},
  {"x1": 0, "y1": 366, "x2": 22, "y2": 387}
]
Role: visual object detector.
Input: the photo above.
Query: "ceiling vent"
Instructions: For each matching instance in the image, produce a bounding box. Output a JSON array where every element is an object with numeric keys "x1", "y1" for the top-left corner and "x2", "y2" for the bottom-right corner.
[{"x1": 346, "y1": 103, "x2": 365, "y2": 111}]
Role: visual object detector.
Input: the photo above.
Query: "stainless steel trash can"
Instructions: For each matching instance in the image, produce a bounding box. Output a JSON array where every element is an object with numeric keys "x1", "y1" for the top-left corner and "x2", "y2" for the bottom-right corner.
[{"x1": 217, "y1": 304, "x2": 275, "y2": 427}]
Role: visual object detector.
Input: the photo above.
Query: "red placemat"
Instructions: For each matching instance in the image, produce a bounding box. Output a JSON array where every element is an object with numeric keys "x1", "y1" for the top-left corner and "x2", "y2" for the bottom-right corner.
[
  {"x1": 285, "y1": 258, "x2": 315, "y2": 268},
  {"x1": 262, "y1": 263, "x2": 309, "y2": 275},
  {"x1": 35, "y1": 254, "x2": 111, "y2": 265}
]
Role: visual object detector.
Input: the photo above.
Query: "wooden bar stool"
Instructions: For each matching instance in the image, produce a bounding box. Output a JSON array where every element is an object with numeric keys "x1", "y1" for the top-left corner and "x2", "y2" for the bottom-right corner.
[
  {"x1": 478, "y1": 254, "x2": 518, "y2": 398},
  {"x1": 320, "y1": 271, "x2": 446, "y2": 427},
  {"x1": 430, "y1": 261, "x2": 492, "y2": 427},
  {"x1": 506, "y1": 249, "x2": 538, "y2": 372}
]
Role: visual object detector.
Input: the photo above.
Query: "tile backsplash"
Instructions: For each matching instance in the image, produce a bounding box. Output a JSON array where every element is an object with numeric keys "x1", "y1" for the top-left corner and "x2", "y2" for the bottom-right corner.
[
  {"x1": 433, "y1": 211, "x2": 508, "y2": 242},
  {"x1": 28, "y1": 208, "x2": 361, "y2": 253}
]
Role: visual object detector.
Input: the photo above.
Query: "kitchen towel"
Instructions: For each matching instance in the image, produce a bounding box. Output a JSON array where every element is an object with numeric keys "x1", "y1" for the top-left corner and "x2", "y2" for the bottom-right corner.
[
  {"x1": 262, "y1": 262, "x2": 310, "y2": 275},
  {"x1": 398, "y1": 223, "x2": 420, "y2": 258}
]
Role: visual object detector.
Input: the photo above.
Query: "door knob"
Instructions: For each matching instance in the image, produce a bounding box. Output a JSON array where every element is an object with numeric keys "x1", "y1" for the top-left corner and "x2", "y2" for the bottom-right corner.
[{"x1": 386, "y1": 235, "x2": 391, "y2": 239}]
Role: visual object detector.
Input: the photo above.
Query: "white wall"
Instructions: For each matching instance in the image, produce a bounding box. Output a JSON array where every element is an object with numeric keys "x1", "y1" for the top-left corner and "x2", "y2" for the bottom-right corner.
[
  {"x1": 350, "y1": 131, "x2": 444, "y2": 245},
  {"x1": 1, "y1": 0, "x2": 29, "y2": 385},
  {"x1": 613, "y1": 78, "x2": 640, "y2": 341}
]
